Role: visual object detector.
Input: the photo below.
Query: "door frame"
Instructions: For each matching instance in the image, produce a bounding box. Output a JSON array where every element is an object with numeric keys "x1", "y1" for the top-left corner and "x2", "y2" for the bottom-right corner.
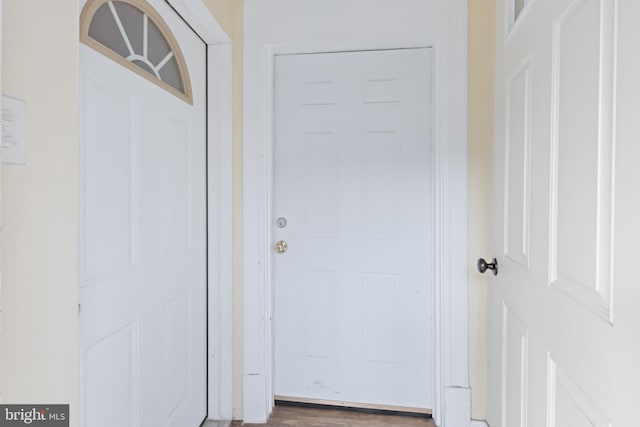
[
  {"x1": 242, "y1": 3, "x2": 472, "y2": 424},
  {"x1": 78, "y1": 0, "x2": 235, "y2": 420},
  {"x1": 163, "y1": 0, "x2": 234, "y2": 420}
]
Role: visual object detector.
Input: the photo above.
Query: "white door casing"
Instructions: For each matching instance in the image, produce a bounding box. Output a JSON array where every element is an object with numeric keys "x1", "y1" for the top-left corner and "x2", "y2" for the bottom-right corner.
[
  {"x1": 79, "y1": 1, "x2": 207, "y2": 425},
  {"x1": 243, "y1": 1, "x2": 470, "y2": 425},
  {"x1": 273, "y1": 49, "x2": 433, "y2": 411},
  {"x1": 165, "y1": 0, "x2": 235, "y2": 421},
  {"x1": 489, "y1": 0, "x2": 625, "y2": 426},
  {"x1": 165, "y1": 0, "x2": 235, "y2": 420}
]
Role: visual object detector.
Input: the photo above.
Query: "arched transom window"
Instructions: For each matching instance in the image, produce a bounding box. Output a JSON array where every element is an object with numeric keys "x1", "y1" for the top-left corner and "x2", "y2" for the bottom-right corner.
[{"x1": 80, "y1": 0, "x2": 193, "y2": 104}]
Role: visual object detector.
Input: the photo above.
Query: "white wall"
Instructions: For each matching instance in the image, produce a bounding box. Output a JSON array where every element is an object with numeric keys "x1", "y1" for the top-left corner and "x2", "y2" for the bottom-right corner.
[
  {"x1": 242, "y1": 0, "x2": 471, "y2": 424},
  {"x1": 1, "y1": 1, "x2": 79, "y2": 425},
  {"x1": 245, "y1": 0, "x2": 447, "y2": 45}
]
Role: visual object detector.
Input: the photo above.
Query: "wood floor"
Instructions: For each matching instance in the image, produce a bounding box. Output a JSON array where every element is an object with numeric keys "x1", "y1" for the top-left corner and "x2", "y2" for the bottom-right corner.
[{"x1": 230, "y1": 405, "x2": 436, "y2": 427}]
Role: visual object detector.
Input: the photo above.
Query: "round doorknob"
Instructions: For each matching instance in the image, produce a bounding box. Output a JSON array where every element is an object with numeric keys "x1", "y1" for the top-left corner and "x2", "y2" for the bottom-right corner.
[
  {"x1": 477, "y1": 258, "x2": 498, "y2": 275},
  {"x1": 274, "y1": 240, "x2": 288, "y2": 254}
]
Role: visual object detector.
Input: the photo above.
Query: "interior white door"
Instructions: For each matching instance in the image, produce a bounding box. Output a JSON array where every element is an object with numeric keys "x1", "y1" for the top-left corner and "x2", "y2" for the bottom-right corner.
[
  {"x1": 489, "y1": 0, "x2": 633, "y2": 426},
  {"x1": 79, "y1": 1, "x2": 207, "y2": 426},
  {"x1": 274, "y1": 49, "x2": 433, "y2": 411}
]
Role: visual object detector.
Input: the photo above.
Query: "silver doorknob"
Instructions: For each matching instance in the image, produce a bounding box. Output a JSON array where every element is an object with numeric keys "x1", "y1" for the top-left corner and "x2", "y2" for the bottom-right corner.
[
  {"x1": 274, "y1": 240, "x2": 288, "y2": 254},
  {"x1": 477, "y1": 258, "x2": 498, "y2": 275}
]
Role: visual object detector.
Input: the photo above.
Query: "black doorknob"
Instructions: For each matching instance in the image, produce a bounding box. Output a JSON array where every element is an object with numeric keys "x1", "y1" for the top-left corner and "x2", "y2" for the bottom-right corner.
[{"x1": 477, "y1": 258, "x2": 498, "y2": 276}]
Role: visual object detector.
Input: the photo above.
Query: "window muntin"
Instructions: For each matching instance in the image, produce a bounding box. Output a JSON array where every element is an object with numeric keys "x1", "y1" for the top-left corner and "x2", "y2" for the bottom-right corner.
[
  {"x1": 80, "y1": 0, "x2": 192, "y2": 104},
  {"x1": 514, "y1": 0, "x2": 526, "y2": 21}
]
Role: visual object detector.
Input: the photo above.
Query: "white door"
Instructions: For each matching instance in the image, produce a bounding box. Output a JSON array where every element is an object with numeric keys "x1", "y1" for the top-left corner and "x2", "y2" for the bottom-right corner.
[
  {"x1": 274, "y1": 49, "x2": 433, "y2": 412},
  {"x1": 489, "y1": 0, "x2": 638, "y2": 426},
  {"x1": 79, "y1": 1, "x2": 207, "y2": 426}
]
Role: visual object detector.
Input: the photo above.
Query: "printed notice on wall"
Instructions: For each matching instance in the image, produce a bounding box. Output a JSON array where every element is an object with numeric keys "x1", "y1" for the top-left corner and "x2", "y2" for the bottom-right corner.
[{"x1": 1, "y1": 95, "x2": 26, "y2": 165}]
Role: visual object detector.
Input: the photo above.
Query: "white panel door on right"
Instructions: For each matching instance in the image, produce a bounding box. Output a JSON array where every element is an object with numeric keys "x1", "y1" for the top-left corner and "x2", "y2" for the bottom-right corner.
[
  {"x1": 489, "y1": 0, "x2": 623, "y2": 426},
  {"x1": 274, "y1": 49, "x2": 433, "y2": 412}
]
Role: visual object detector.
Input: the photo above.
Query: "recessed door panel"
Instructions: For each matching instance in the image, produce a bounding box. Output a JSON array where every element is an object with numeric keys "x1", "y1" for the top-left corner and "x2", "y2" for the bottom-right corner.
[
  {"x1": 82, "y1": 322, "x2": 138, "y2": 427},
  {"x1": 82, "y1": 73, "x2": 138, "y2": 285},
  {"x1": 504, "y1": 60, "x2": 531, "y2": 268}
]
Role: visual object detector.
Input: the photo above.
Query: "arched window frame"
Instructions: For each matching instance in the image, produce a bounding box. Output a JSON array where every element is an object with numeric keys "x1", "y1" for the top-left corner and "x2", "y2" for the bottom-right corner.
[{"x1": 80, "y1": 0, "x2": 193, "y2": 104}]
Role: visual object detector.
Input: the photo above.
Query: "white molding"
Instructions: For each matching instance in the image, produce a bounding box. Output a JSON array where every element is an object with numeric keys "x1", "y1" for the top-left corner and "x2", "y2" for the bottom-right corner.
[
  {"x1": 242, "y1": 1, "x2": 470, "y2": 425},
  {"x1": 443, "y1": 387, "x2": 472, "y2": 427},
  {"x1": 439, "y1": 0, "x2": 472, "y2": 424},
  {"x1": 166, "y1": 0, "x2": 230, "y2": 44},
  {"x1": 445, "y1": 0, "x2": 470, "y2": 392},
  {"x1": 166, "y1": 0, "x2": 234, "y2": 421},
  {"x1": 503, "y1": 56, "x2": 532, "y2": 270},
  {"x1": 206, "y1": 42, "x2": 234, "y2": 421},
  {"x1": 471, "y1": 420, "x2": 489, "y2": 427}
]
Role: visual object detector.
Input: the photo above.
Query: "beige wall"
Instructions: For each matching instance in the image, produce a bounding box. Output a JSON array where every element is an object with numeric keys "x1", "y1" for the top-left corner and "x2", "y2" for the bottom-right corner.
[
  {"x1": 1, "y1": 0, "x2": 80, "y2": 425},
  {"x1": 468, "y1": 0, "x2": 496, "y2": 421},
  {"x1": 202, "y1": 0, "x2": 245, "y2": 419}
]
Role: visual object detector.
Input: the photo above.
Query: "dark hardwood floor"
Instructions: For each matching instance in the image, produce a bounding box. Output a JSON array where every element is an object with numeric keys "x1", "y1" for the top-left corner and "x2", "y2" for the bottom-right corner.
[{"x1": 231, "y1": 405, "x2": 436, "y2": 427}]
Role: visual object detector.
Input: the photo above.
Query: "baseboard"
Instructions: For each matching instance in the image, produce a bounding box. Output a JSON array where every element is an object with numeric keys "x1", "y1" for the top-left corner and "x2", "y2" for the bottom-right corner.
[
  {"x1": 443, "y1": 387, "x2": 488, "y2": 427},
  {"x1": 443, "y1": 387, "x2": 470, "y2": 426}
]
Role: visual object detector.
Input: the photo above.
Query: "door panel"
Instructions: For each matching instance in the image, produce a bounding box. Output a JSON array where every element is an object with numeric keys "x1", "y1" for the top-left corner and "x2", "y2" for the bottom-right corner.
[
  {"x1": 490, "y1": 0, "x2": 621, "y2": 426},
  {"x1": 503, "y1": 59, "x2": 531, "y2": 269},
  {"x1": 83, "y1": 322, "x2": 138, "y2": 427},
  {"x1": 79, "y1": 1, "x2": 207, "y2": 426},
  {"x1": 550, "y1": 0, "x2": 616, "y2": 318},
  {"x1": 82, "y1": 75, "x2": 137, "y2": 284},
  {"x1": 274, "y1": 49, "x2": 433, "y2": 411}
]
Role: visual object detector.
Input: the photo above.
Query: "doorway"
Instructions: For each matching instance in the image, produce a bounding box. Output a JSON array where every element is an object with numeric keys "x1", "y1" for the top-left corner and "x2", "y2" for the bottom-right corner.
[{"x1": 243, "y1": 32, "x2": 469, "y2": 426}]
